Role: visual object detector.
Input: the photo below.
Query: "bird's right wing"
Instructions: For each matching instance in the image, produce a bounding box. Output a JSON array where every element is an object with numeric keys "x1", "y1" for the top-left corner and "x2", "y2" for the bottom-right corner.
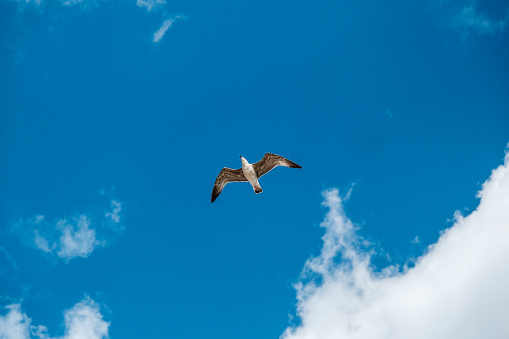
[
  {"x1": 211, "y1": 168, "x2": 247, "y2": 202},
  {"x1": 253, "y1": 153, "x2": 302, "y2": 178}
]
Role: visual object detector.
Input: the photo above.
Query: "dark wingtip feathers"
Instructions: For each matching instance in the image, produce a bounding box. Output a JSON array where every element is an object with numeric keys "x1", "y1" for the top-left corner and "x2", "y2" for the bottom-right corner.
[
  {"x1": 287, "y1": 160, "x2": 302, "y2": 169},
  {"x1": 211, "y1": 187, "x2": 219, "y2": 203}
]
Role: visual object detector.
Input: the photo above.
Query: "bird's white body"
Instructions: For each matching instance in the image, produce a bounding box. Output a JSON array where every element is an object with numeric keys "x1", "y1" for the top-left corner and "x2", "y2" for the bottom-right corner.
[{"x1": 241, "y1": 156, "x2": 263, "y2": 193}]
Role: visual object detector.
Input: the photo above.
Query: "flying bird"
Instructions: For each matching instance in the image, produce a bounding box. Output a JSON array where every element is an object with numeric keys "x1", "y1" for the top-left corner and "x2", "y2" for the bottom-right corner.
[{"x1": 211, "y1": 153, "x2": 302, "y2": 202}]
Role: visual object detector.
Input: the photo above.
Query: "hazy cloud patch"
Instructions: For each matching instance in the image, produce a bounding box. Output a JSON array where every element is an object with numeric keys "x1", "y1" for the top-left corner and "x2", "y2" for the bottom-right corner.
[
  {"x1": 105, "y1": 200, "x2": 121, "y2": 224},
  {"x1": 432, "y1": 0, "x2": 508, "y2": 45},
  {"x1": 453, "y1": 2, "x2": 507, "y2": 36},
  {"x1": 0, "y1": 247, "x2": 18, "y2": 274}
]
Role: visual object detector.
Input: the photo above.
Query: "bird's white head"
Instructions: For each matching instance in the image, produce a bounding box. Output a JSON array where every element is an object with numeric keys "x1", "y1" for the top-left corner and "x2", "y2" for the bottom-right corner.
[{"x1": 239, "y1": 155, "x2": 249, "y2": 166}]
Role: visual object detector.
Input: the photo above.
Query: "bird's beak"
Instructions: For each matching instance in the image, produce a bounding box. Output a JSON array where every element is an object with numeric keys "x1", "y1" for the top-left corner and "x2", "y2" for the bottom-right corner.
[{"x1": 239, "y1": 154, "x2": 242, "y2": 158}]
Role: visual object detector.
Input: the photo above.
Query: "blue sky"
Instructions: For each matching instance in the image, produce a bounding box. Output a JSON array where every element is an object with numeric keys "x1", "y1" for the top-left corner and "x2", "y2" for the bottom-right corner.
[{"x1": 1, "y1": 0, "x2": 508, "y2": 338}]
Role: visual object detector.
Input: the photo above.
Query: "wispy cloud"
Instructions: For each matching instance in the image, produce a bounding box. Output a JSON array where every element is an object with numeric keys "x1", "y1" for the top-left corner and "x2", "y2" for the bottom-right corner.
[
  {"x1": 0, "y1": 297, "x2": 109, "y2": 339},
  {"x1": 153, "y1": 15, "x2": 181, "y2": 43},
  {"x1": 13, "y1": 199, "x2": 123, "y2": 263},
  {"x1": 0, "y1": 247, "x2": 17, "y2": 274},
  {"x1": 22, "y1": 0, "x2": 43, "y2": 5},
  {"x1": 10, "y1": 0, "x2": 185, "y2": 45},
  {"x1": 282, "y1": 146, "x2": 509, "y2": 339},
  {"x1": 137, "y1": 0, "x2": 165, "y2": 12},
  {"x1": 60, "y1": 0, "x2": 86, "y2": 6}
]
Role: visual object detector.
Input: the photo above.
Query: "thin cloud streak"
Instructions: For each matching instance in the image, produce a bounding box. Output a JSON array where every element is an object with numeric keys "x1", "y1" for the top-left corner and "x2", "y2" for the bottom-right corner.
[
  {"x1": 153, "y1": 16, "x2": 181, "y2": 43},
  {"x1": 282, "y1": 147, "x2": 509, "y2": 339}
]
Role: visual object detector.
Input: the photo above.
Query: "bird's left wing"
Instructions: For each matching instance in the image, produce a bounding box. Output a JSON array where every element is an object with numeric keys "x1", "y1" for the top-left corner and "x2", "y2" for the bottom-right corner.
[
  {"x1": 253, "y1": 153, "x2": 302, "y2": 178},
  {"x1": 211, "y1": 168, "x2": 247, "y2": 202}
]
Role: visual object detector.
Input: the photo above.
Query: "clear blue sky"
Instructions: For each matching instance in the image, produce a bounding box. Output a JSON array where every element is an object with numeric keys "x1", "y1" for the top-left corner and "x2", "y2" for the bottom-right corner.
[{"x1": 1, "y1": 0, "x2": 508, "y2": 338}]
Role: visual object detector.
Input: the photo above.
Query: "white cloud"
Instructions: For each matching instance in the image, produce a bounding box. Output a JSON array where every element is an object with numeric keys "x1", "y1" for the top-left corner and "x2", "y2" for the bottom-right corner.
[
  {"x1": 282, "y1": 147, "x2": 509, "y2": 339},
  {"x1": 153, "y1": 16, "x2": 181, "y2": 43},
  {"x1": 0, "y1": 297, "x2": 109, "y2": 339},
  {"x1": 15, "y1": 200, "x2": 123, "y2": 262},
  {"x1": 62, "y1": 297, "x2": 109, "y2": 339},
  {"x1": 56, "y1": 216, "x2": 99, "y2": 261},
  {"x1": 0, "y1": 304, "x2": 32, "y2": 339}
]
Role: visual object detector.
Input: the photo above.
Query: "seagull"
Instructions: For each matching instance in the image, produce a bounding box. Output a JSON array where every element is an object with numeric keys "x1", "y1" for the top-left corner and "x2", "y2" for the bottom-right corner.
[{"x1": 211, "y1": 153, "x2": 302, "y2": 202}]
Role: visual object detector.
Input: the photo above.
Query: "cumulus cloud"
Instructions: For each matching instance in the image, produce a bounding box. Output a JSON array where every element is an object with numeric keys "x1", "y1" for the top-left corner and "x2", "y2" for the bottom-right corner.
[
  {"x1": 282, "y1": 147, "x2": 509, "y2": 339},
  {"x1": 0, "y1": 297, "x2": 109, "y2": 339},
  {"x1": 62, "y1": 297, "x2": 109, "y2": 339},
  {"x1": 13, "y1": 200, "x2": 123, "y2": 262},
  {"x1": 0, "y1": 304, "x2": 32, "y2": 339},
  {"x1": 153, "y1": 16, "x2": 181, "y2": 43}
]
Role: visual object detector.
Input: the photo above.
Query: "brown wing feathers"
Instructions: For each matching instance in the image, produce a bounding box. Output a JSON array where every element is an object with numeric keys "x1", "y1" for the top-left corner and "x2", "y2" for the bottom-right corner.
[
  {"x1": 253, "y1": 153, "x2": 302, "y2": 178},
  {"x1": 211, "y1": 168, "x2": 247, "y2": 202}
]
